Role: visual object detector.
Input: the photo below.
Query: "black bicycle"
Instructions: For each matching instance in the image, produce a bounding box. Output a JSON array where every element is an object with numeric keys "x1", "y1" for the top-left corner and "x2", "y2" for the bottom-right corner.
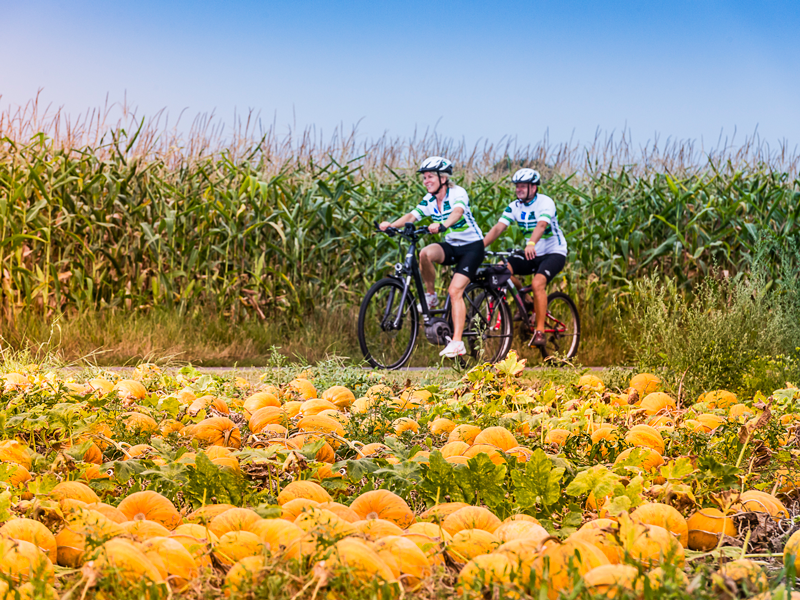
[
  {"x1": 484, "y1": 250, "x2": 581, "y2": 360},
  {"x1": 358, "y1": 222, "x2": 513, "y2": 370}
]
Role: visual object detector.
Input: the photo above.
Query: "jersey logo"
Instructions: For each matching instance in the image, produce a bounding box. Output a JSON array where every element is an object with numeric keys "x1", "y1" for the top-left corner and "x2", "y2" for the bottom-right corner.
[
  {"x1": 504, "y1": 207, "x2": 512, "y2": 213},
  {"x1": 444, "y1": 201, "x2": 451, "y2": 210},
  {"x1": 463, "y1": 266, "x2": 469, "y2": 273},
  {"x1": 521, "y1": 211, "x2": 526, "y2": 220}
]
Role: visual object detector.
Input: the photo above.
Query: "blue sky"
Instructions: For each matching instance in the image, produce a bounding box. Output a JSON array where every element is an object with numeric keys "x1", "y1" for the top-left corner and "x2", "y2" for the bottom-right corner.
[{"x1": 1, "y1": 0, "x2": 798, "y2": 153}]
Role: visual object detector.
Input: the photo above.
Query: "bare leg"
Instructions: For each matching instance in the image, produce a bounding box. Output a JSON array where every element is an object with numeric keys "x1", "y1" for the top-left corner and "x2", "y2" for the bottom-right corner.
[
  {"x1": 419, "y1": 244, "x2": 445, "y2": 295},
  {"x1": 448, "y1": 273, "x2": 470, "y2": 342},
  {"x1": 532, "y1": 273, "x2": 548, "y2": 331}
]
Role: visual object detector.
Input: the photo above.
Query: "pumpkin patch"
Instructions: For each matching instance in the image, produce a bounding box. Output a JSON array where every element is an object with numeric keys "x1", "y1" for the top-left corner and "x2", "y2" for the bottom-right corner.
[{"x1": 0, "y1": 355, "x2": 797, "y2": 599}]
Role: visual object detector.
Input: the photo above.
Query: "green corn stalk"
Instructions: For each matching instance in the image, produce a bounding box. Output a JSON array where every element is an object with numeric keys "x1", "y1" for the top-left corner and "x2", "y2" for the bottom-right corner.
[{"x1": 0, "y1": 124, "x2": 797, "y2": 333}]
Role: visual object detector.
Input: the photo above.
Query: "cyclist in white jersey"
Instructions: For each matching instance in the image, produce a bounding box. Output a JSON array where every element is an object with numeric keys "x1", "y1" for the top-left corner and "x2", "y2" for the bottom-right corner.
[
  {"x1": 483, "y1": 168, "x2": 568, "y2": 346},
  {"x1": 379, "y1": 156, "x2": 484, "y2": 358}
]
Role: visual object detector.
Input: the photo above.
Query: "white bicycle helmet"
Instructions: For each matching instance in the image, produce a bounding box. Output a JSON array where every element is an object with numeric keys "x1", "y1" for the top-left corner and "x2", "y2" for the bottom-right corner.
[
  {"x1": 417, "y1": 156, "x2": 453, "y2": 175},
  {"x1": 511, "y1": 168, "x2": 541, "y2": 185}
]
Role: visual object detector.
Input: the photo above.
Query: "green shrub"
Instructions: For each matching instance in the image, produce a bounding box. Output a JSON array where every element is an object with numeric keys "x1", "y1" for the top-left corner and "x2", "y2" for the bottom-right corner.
[{"x1": 618, "y1": 244, "x2": 800, "y2": 397}]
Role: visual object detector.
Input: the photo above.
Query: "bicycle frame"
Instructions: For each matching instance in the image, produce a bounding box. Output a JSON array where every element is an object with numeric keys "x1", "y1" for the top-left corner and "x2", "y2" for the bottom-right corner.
[
  {"x1": 393, "y1": 238, "x2": 501, "y2": 342},
  {"x1": 388, "y1": 231, "x2": 452, "y2": 327},
  {"x1": 361, "y1": 224, "x2": 516, "y2": 367},
  {"x1": 484, "y1": 251, "x2": 570, "y2": 341},
  {"x1": 382, "y1": 225, "x2": 503, "y2": 348},
  {"x1": 385, "y1": 228, "x2": 450, "y2": 328}
]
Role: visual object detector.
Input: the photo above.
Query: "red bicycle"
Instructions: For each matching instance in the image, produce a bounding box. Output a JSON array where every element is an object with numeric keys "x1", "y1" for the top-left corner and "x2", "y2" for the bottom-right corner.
[{"x1": 483, "y1": 250, "x2": 581, "y2": 360}]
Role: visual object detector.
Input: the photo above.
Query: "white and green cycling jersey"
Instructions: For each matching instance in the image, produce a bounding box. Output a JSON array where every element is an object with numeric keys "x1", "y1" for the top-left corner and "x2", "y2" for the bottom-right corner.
[
  {"x1": 498, "y1": 193, "x2": 568, "y2": 256},
  {"x1": 410, "y1": 185, "x2": 484, "y2": 245}
]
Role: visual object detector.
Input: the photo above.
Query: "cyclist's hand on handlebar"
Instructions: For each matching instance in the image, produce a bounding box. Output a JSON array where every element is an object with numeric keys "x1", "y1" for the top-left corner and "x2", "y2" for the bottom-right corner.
[
  {"x1": 524, "y1": 244, "x2": 537, "y2": 260},
  {"x1": 378, "y1": 221, "x2": 392, "y2": 231},
  {"x1": 428, "y1": 223, "x2": 447, "y2": 234}
]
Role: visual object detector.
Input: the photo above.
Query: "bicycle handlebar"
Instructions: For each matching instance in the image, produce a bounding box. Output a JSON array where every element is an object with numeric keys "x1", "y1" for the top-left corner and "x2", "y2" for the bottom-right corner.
[
  {"x1": 373, "y1": 221, "x2": 447, "y2": 238},
  {"x1": 485, "y1": 249, "x2": 525, "y2": 258}
]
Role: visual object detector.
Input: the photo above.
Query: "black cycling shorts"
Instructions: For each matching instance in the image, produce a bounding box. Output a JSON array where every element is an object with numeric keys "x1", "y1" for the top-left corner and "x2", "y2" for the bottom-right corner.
[
  {"x1": 507, "y1": 252, "x2": 566, "y2": 283},
  {"x1": 436, "y1": 240, "x2": 485, "y2": 281}
]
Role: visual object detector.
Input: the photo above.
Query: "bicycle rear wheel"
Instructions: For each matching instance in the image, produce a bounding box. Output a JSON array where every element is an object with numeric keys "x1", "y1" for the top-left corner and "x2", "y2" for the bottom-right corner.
[
  {"x1": 358, "y1": 278, "x2": 419, "y2": 369},
  {"x1": 539, "y1": 291, "x2": 580, "y2": 360},
  {"x1": 458, "y1": 284, "x2": 513, "y2": 366}
]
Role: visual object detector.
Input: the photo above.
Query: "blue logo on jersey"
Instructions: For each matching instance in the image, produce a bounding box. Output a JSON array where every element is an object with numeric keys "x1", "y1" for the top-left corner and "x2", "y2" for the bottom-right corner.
[{"x1": 521, "y1": 211, "x2": 526, "y2": 220}]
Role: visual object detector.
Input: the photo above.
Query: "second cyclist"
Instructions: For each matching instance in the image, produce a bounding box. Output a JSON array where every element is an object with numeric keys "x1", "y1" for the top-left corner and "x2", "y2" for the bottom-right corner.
[{"x1": 482, "y1": 168, "x2": 568, "y2": 347}]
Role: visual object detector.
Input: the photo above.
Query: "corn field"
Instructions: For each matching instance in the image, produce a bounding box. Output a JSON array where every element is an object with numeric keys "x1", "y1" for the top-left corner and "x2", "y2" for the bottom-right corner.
[{"x1": 1, "y1": 100, "x2": 799, "y2": 328}]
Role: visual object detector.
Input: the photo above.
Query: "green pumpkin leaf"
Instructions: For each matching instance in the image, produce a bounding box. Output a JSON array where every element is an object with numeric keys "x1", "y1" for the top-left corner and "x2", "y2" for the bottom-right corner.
[{"x1": 512, "y1": 448, "x2": 565, "y2": 514}]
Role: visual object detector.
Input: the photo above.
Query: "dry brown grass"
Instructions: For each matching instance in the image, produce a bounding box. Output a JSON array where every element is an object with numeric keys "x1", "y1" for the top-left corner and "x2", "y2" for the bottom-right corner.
[
  {"x1": 3, "y1": 93, "x2": 797, "y2": 177},
  {"x1": 0, "y1": 301, "x2": 622, "y2": 368}
]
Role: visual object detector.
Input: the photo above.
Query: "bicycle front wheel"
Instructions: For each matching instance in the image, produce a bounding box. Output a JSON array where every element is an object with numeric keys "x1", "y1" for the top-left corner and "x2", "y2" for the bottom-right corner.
[
  {"x1": 358, "y1": 278, "x2": 419, "y2": 369},
  {"x1": 459, "y1": 284, "x2": 513, "y2": 366},
  {"x1": 540, "y1": 291, "x2": 580, "y2": 360}
]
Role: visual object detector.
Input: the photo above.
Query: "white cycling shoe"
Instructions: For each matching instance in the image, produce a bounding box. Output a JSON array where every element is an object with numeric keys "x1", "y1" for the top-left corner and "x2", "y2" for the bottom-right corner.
[{"x1": 439, "y1": 340, "x2": 466, "y2": 358}]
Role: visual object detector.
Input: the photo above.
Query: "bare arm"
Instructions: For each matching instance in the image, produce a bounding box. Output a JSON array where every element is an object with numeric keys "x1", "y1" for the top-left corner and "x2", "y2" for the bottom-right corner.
[
  {"x1": 483, "y1": 221, "x2": 508, "y2": 248},
  {"x1": 428, "y1": 206, "x2": 464, "y2": 234},
  {"x1": 524, "y1": 221, "x2": 549, "y2": 259},
  {"x1": 379, "y1": 212, "x2": 417, "y2": 230}
]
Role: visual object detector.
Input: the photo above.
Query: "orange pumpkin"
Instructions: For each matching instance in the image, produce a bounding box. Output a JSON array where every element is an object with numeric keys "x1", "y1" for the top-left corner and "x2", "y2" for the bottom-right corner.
[
  {"x1": 429, "y1": 418, "x2": 456, "y2": 435},
  {"x1": 639, "y1": 392, "x2": 675, "y2": 415},
  {"x1": 0, "y1": 538, "x2": 54, "y2": 584},
  {"x1": 350, "y1": 490, "x2": 415, "y2": 528},
  {"x1": 442, "y1": 506, "x2": 501, "y2": 535},
  {"x1": 117, "y1": 491, "x2": 182, "y2": 530},
  {"x1": 461, "y1": 444, "x2": 506, "y2": 465},
  {"x1": 288, "y1": 378, "x2": 317, "y2": 400},
  {"x1": 624, "y1": 424, "x2": 665, "y2": 455},
  {"x1": 419, "y1": 502, "x2": 470, "y2": 523},
  {"x1": 354, "y1": 519, "x2": 404, "y2": 540},
  {"x1": 115, "y1": 379, "x2": 147, "y2": 402},
  {"x1": 140, "y1": 536, "x2": 199, "y2": 589},
  {"x1": 687, "y1": 508, "x2": 737, "y2": 551},
  {"x1": 0, "y1": 518, "x2": 58, "y2": 563},
  {"x1": 372, "y1": 535, "x2": 431, "y2": 587},
  {"x1": 583, "y1": 564, "x2": 640, "y2": 598},
  {"x1": 208, "y1": 508, "x2": 263, "y2": 538},
  {"x1": 213, "y1": 531, "x2": 267, "y2": 566},
  {"x1": 50, "y1": 481, "x2": 99, "y2": 505},
  {"x1": 446, "y1": 528, "x2": 500, "y2": 562},
  {"x1": 249, "y1": 406, "x2": 289, "y2": 433},
  {"x1": 318, "y1": 537, "x2": 397, "y2": 584},
  {"x1": 630, "y1": 503, "x2": 689, "y2": 547},
  {"x1": 472, "y1": 426, "x2": 518, "y2": 451},
  {"x1": 321, "y1": 385, "x2": 355, "y2": 409},
  {"x1": 532, "y1": 538, "x2": 609, "y2": 598},
  {"x1": 447, "y1": 425, "x2": 482, "y2": 444},
  {"x1": 190, "y1": 417, "x2": 241, "y2": 448},
  {"x1": 629, "y1": 373, "x2": 661, "y2": 396},
  {"x1": 457, "y1": 553, "x2": 513, "y2": 592},
  {"x1": 277, "y1": 480, "x2": 332, "y2": 506},
  {"x1": 55, "y1": 510, "x2": 123, "y2": 567},
  {"x1": 93, "y1": 538, "x2": 164, "y2": 585}
]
